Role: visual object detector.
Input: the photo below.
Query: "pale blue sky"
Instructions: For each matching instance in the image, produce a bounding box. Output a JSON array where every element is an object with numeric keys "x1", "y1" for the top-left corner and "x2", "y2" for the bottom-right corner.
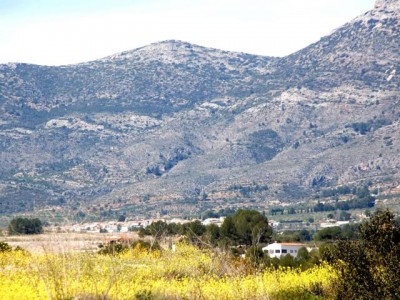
[{"x1": 0, "y1": 0, "x2": 376, "y2": 65}]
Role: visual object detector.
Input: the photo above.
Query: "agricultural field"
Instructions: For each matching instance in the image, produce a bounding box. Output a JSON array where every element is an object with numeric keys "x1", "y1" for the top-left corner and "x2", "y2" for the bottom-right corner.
[{"x1": 0, "y1": 242, "x2": 335, "y2": 300}]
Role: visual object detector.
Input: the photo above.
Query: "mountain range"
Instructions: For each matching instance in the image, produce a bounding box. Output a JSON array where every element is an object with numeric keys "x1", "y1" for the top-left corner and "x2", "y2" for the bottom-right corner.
[{"x1": 0, "y1": 0, "x2": 399, "y2": 219}]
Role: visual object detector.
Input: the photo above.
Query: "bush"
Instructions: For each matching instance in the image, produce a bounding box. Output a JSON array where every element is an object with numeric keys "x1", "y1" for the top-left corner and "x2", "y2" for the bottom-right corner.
[
  {"x1": 98, "y1": 239, "x2": 159, "y2": 255},
  {"x1": 348, "y1": 118, "x2": 391, "y2": 135},
  {"x1": 8, "y1": 217, "x2": 43, "y2": 235},
  {"x1": 0, "y1": 241, "x2": 12, "y2": 252},
  {"x1": 280, "y1": 254, "x2": 296, "y2": 268},
  {"x1": 98, "y1": 240, "x2": 128, "y2": 255}
]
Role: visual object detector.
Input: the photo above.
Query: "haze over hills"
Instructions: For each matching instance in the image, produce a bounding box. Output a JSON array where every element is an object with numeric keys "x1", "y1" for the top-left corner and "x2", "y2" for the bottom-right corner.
[{"x1": 0, "y1": 0, "x2": 399, "y2": 218}]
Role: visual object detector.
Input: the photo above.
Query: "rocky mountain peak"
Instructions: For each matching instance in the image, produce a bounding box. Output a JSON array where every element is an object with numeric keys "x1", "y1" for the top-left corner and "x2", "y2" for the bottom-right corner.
[
  {"x1": 97, "y1": 39, "x2": 271, "y2": 72},
  {"x1": 375, "y1": 0, "x2": 400, "y2": 11},
  {"x1": 101, "y1": 40, "x2": 209, "y2": 63}
]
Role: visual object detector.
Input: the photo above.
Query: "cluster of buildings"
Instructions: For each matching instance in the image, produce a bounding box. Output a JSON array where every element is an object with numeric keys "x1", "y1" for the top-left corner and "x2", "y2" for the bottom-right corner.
[{"x1": 59, "y1": 217, "x2": 226, "y2": 233}]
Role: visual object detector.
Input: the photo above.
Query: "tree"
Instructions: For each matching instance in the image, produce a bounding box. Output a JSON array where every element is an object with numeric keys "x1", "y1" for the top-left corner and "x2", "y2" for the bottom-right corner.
[
  {"x1": 185, "y1": 220, "x2": 206, "y2": 236},
  {"x1": 330, "y1": 210, "x2": 400, "y2": 299},
  {"x1": 298, "y1": 229, "x2": 312, "y2": 242},
  {"x1": 313, "y1": 226, "x2": 342, "y2": 241},
  {"x1": 296, "y1": 247, "x2": 310, "y2": 262},
  {"x1": 204, "y1": 224, "x2": 220, "y2": 247},
  {"x1": 340, "y1": 224, "x2": 359, "y2": 240},
  {"x1": 220, "y1": 215, "x2": 237, "y2": 243},
  {"x1": 183, "y1": 220, "x2": 206, "y2": 245},
  {"x1": 146, "y1": 221, "x2": 168, "y2": 249},
  {"x1": 167, "y1": 222, "x2": 182, "y2": 235},
  {"x1": 8, "y1": 217, "x2": 43, "y2": 235},
  {"x1": 220, "y1": 209, "x2": 272, "y2": 246}
]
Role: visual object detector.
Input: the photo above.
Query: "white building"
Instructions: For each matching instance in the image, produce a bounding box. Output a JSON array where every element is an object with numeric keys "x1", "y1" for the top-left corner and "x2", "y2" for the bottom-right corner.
[
  {"x1": 202, "y1": 217, "x2": 225, "y2": 226},
  {"x1": 167, "y1": 218, "x2": 191, "y2": 225},
  {"x1": 320, "y1": 220, "x2": 350, "y2": 228},
  {"x1": 268, "y1": 220, "x2": 280, "y2": 228},
  {"x1": 262, "y1": 242, "x2": 306, "y2": 258}
]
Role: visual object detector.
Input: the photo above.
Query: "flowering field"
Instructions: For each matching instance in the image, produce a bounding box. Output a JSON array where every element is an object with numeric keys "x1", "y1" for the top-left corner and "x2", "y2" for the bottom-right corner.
[{"x1": 0, "y1": 243, "x2": 335, "y2": 300}]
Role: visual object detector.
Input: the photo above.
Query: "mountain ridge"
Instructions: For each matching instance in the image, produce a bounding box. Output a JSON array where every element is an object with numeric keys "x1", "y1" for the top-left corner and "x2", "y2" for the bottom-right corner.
[{"x1": 0, "y1": 1, "x2": 399, "y2": 218}]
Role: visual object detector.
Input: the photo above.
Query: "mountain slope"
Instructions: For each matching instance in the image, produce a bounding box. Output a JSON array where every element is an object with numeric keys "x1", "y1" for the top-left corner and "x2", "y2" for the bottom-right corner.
[{"x1": 0, "y1": 0, "x2": 399, "y2": 218}]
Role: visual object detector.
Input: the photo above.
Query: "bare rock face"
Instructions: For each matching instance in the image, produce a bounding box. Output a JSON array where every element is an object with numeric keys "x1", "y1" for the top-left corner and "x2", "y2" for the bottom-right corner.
[{"x1": 0, "y1": 1, "x2": 399, "y2": 217}]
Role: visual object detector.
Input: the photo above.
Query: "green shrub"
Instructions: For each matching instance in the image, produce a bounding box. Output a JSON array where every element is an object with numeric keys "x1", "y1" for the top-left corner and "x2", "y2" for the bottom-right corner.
[
  {"x1": 98, "y1": 240, "x2": 128, "y2": 255},
  {"x1": 8, "y1": 217, "x2": 43, "y2": 235},
  {"x1": 98, "y1": 239, "x2": 159, "y2": 255},
  {"x1": 0, "y1": 241, "x2": 12, "y2": 252}
]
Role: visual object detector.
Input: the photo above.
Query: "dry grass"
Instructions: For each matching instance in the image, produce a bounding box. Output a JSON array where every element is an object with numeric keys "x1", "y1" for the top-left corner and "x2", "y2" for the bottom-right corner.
[{"x1": 2, "y1": 232, "x2": 139, "y2": 253}]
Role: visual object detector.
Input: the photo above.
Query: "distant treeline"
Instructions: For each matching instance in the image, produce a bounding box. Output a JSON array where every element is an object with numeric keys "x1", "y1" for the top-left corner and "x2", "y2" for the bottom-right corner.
[
  {"x1": 269, "y1": 185, "x2": 375, "y2": 216},
  {"x1": 314, "y1": 185, "x2": 375, "y2": 212},
  {"x1": 139, "y1": 209, "x2": 272, "y2": 248}
]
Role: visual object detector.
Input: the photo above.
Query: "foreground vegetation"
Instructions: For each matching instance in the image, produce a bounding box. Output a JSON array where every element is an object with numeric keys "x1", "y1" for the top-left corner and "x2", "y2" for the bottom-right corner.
[
  {"x1": 1, "y1": 210, "x2": 400, "y2": 299},
  {"x1": 0, "y1": 243, "x2": 335, "y2": 300},
  {"x1": 325, "y1": 210, "x2": 400, "y2": 299}
]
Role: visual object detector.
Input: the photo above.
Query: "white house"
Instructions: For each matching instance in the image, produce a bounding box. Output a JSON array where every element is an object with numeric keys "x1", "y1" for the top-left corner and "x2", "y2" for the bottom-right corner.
[
  {"x1": 320, "y1": 220, "x2": 350, "y2": 228},
  {"x1": 268, "y1": 220, "x2": 280, "y2": 228},
  {"x1": 202, "y1": 217, "x2": 225, "y2": 226},
  {"x1": 262, "y1": 242, "x2": 306, "y2": 258}
]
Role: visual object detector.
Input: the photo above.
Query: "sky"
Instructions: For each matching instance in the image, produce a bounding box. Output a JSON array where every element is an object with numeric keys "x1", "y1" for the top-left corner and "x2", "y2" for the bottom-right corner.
[{"x1": 0, "y1": 0, "x2": 376, "y2": 66}]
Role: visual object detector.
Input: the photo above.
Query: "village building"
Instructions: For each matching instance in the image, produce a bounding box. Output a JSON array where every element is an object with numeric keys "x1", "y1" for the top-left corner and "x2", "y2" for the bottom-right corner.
[
  {"x1": 262, "y1": 241, "x2": 306, "y2": 258},
  {"x1": 268, "y1": 220, "x2": 280, "y2": 228},
  {"x1": 201, "y1": 217, "x2": 225, "y2": 226}
]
